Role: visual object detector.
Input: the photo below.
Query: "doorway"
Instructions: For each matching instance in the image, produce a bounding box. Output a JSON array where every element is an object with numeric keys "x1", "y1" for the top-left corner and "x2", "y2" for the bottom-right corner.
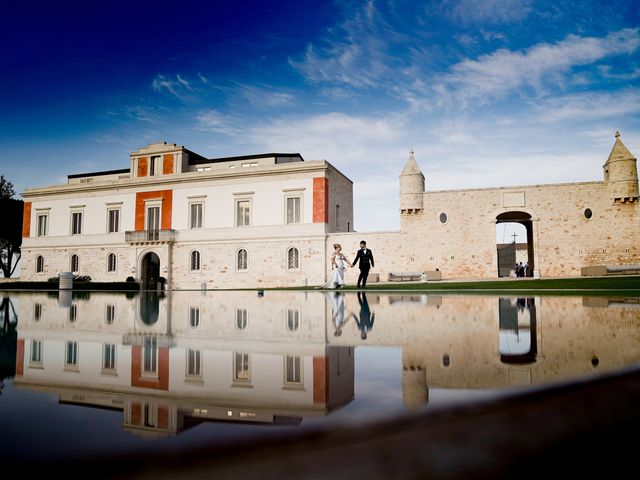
[
  {"x1": 496, "y1": 212, "x2": 534, "y2": 277},
  {"x1": 141, "y1": 252, "x2": 160, "y2": 290}
]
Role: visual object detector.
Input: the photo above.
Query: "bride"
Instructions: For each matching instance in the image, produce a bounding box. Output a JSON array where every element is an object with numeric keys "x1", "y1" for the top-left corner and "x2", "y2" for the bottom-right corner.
[{"x1": 320, "y1": 244, "x2": 349, "y2": 289}]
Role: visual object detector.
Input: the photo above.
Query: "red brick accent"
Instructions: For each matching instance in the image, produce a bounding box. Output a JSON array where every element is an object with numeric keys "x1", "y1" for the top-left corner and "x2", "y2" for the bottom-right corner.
[
  {"x1": 313, "y1": 356, "x2": 328, "y2": 404},
  {"x1": 22, "y1": 202, "x2": 31, "y2": 237},
  {"x1": 162, "y1": 154, "x2": 174, "y2": 175},
  {"x1": 15, "y1": 339, "x2": 24, "y2": 377},
  {"x1": 137, "y1": 157, "x2": 148, "y2": 177},
  {"x1": 130, "y1": 345, "x2": 170, "y2": 390},
  {"x1": 134, "y1": 190, "x2": 173, "y2": 231},
  {"x1": 131, "y1": 402, "x2": 142, "y2": 425},
  {"x1": 158, "y1": 406, "x2": 169, "y2": 429},
  {"x1": 313, "y1": 177, "x2": 329, "y2": 223}
]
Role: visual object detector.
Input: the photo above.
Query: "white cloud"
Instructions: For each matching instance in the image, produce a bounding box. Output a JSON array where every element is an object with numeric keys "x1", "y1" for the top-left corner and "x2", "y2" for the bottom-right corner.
[
  {"x1": 532, "y1": 89, "x2": 640, "y2": 123},
  {"x1": 435, "y1": 28, "x2": 640, "y2": 101},
  {"x1": 290, "y1": 0, "x2": 400, "y2": 89},
  {"x1": 196, "y1": 110, "x2": 239, "y2": 135},
  {"x1": 442, "y1": 0, "x2": 533, "y2": 25},
  {"x1": 237, "y1": 84, "x2": 296, "y2": 107}
]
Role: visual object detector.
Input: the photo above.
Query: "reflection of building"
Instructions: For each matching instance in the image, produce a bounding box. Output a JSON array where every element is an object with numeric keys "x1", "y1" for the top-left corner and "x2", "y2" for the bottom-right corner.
[
  {"x1": 12, "y1": 291, "x2": 640, "y2": 426},
  {"x1": 14, "y1": 291, "x2": 354, "y2": 437},
  {"x1": 18, "y1": 133, "x2": 639, "y2": 286}
]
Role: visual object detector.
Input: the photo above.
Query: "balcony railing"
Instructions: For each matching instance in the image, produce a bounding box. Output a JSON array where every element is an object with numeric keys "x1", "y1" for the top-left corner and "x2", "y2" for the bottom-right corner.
[{"x1": 125, "y1": 229, "x2": 175, "y2": 244}]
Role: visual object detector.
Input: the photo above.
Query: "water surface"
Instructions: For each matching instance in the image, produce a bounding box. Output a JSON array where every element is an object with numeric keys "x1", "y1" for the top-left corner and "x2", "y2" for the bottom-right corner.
[{"x1": 1, "y1": 290, "x2": 638, "y2": 462}]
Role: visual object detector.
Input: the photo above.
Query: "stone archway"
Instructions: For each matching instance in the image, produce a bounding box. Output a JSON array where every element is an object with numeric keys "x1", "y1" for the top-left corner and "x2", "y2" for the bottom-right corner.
[
  {"x1": 141, "y1": 251, "x2": 160, "y2": 290},
  {"x1": 496, "y1": 211, "x2": 534, "y2": 278}
]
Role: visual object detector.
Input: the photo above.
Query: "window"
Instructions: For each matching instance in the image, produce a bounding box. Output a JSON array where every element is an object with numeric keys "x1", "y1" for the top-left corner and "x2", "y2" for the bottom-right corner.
[
  {"x1": 285, "y1": 355, "x2": 302, "y2": 385},
  {"x1": 143, "y1": 336, "x2": 158, "y2": 375},
  {"x1": 584, "y1": 208, "x2": 593, "y2": 219},
  {"x1": 336, "y1": 204, "x2": 340, "y2": 229},
  {"x1": 236, "y1": 199, "x2": 251, "y2": 226},
  {"x1": 71, "y1": 211, "x2": 83, "y2": 235},
  {"x1": 106, "y1": 304, "x2": 116, "y2": 324},
  {"x1": 189, "y1": 203, "x2": 203, "y2": 229},
  {"x1": 69, "y1": 304, "x2": 77, "y2": 322},
  {"x1": 107, "y1": 253, "x2": 117, "y2": 273},
  {"x1": 286, "y1": 196, "x2": 301, "y2": 224},
  {"x1": 146, "y1": 205, "x2": 160, "y2": 241},
  {"x1": 287, "y1": 308, "x2": 300, "y2": 331},
  {"x1": 233, "y1": 352, "x2": 250, "y2": 383},
  {"x1": 287, "y1": 247, "x2": 299, "y2": 270},
  {"x1": 236, "y1": 308, "x2": 248, "y2": 329},
  {"x1": 237, "y1": 249, "x2": 248, "y2": 270},
  {"x1": 190, "y1": 251, "x2": 201, "y2": 271},
  {"x1": 65, "y1": 341, "x2": 78, "y2": 367},
  {"x1": 150, "y1": 155, "x2": 161, "y2": 176},
  {"x1": 37, "y1": 214, "x2": 48, "y2": 237},
  {"x1": 70, "y1": 254, "x2": 79, "y2": 273},
  {"x1": 107, "y1": 208, "x2": 120, "y2": 233},
  {"x1": 31, "y1": 340, "x2": 42, "y2": 365},
  {"x1": 36, "y1": 255, "x2": 45, "y2": 274},
  {"x1": 439, "y1": 212, "x2": 448, "y2": 224},
  {"x1": 189, "y1": 307, "x2": 200, "y2": 327},
  {"x1": 103, "y1": 343, "x2": 116, "y2": 371},
  {"x1": 34, "y1": 302, "x2": 42, "y2": 321},
  {"x1": 187, "y1": 349, "x2": 201, "y2": 377}
]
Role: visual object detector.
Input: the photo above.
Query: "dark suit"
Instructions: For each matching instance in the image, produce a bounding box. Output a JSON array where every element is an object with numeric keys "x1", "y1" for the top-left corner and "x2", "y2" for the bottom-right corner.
[{"x1": 352, "y1": 247, "x2": 374, "y2": 288}]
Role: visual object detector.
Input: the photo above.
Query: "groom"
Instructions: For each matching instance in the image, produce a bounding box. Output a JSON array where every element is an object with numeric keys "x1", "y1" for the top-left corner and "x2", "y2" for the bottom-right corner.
[{"x1": 351, "y1": 240, "x2": 374, "y2": 289}]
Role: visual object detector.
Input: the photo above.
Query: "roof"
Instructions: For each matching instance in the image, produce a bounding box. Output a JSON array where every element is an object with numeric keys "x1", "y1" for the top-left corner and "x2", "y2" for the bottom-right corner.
[
  {"x1": 605, "y1": 131, "x2": 636, "y2": 165},
  {"x1": 189, "y1": 152, "x2": 304, "y2": 165}
]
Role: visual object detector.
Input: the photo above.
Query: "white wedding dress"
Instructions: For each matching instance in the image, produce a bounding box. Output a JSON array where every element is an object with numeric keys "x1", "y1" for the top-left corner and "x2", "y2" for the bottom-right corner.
[{"x1": 320, "y1": 253, "x2": 346, "y2": 288}]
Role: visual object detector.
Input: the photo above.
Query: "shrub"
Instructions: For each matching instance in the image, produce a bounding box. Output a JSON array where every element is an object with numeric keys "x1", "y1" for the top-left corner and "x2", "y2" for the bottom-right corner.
[{"x1": 126, "y1": 276, "x2": 136, "y2": 282}]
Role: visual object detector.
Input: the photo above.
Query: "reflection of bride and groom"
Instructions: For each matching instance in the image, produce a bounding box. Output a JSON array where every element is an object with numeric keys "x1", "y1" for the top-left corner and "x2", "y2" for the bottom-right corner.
[{"x1": 324, "y1": 290, "x2": 375, "y2": 339}]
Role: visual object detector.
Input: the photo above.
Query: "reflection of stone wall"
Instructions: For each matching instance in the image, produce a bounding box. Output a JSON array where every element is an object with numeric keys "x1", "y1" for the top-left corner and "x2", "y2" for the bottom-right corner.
[{"x1": 328, "y1": 293, "x2": 640, "y2": 390}]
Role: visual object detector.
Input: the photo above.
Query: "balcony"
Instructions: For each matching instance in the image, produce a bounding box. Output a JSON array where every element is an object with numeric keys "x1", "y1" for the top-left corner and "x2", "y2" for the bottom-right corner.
[{"x1": 125, "y1": 229, "x2": 175, "y2": 245}]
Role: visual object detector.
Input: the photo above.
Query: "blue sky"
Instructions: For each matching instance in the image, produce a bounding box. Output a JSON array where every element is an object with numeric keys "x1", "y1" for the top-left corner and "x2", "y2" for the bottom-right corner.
[{"x1": 1, "y1": 0, "x2": 638, "y2": 232}]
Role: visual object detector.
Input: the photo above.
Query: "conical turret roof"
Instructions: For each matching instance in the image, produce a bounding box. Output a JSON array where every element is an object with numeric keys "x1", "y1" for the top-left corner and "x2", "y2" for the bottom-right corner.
[
  {"x1": 606, "y1": 131, "x2": 636, "y2": 165},
  {"x1": 400, "y1": 149, "x2": 423, "y2": 176}
]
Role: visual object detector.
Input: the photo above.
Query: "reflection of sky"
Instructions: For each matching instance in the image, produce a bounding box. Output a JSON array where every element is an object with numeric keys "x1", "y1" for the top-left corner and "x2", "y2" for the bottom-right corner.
[{"x1": 499, "y1": 331, "x2": 532, "y2": 355}]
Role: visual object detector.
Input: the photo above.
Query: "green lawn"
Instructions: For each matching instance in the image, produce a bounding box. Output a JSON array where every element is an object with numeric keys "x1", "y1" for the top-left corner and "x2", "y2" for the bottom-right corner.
[{"x1": 298, "y1": 275, "x2": 640, "y2": 296}]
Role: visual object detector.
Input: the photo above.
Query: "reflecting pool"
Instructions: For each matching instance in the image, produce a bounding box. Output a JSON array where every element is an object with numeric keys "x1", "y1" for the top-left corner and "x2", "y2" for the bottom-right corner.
[{"x1": 0, "y1": 290, "x2": 639, "y2": 463}]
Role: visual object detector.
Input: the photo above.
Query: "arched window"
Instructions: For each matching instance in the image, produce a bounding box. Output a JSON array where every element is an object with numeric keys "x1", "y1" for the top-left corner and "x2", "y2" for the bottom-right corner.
[
  {"x1": 237, "y1": 249, "x2": 248, "y2": 270},
  {"x1": 236, "y1": 308, "x2": 248, "y2": 329},
  {"x1": 70, "y1": 254, "x2": 79, "y2": 273},
  {"x1": 287, "y1": 308, "x2": 300, "y2": 331},
  {"x1": 107, "y1": 253, "x2": 117, "y2": 273},
  {"x1": 287, "y1": 247, "x2": 299, "y2": 270},
  {"x1": 36, "y1": 255, "x2": 45, "y2": 274},
  {"x1": 190, "y1": 250, "x2": 201, "y2": 271},
  {"x1": 189, "y1": 307, "x2": 200, "y2": 327}
]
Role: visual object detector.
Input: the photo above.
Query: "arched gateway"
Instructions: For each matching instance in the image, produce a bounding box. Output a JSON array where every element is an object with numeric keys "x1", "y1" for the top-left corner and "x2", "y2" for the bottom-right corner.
[{"x1": 496, "y1": 211, "x2": 534, "y2": 278}]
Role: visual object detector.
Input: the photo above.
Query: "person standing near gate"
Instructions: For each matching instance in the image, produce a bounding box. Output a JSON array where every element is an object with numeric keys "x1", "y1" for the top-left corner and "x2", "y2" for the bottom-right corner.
[{"x1": 352, "y1": 240, "x2": 374, "y2": 289}]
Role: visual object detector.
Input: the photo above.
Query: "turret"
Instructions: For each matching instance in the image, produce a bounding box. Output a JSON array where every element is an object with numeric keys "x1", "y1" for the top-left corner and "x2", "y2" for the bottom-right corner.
[
  {"x1": 402, "y1": 349, "x2": 428, "y2": 409},
  {"x1": 399, "y1": 149, "x2": 425, "y2": 214},
  {"x1": 603, "y1": 131, "x2": 638, "y2": 203}
]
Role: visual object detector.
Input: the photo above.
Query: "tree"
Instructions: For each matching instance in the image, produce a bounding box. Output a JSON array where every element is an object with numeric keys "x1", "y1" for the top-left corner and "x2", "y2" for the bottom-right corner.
[
  {"x1": 0, "y1": 175, "x2": 15, "y2": 199},
  {"x1": 0, "y1": 176, "x2": 23, "y2": 278}
]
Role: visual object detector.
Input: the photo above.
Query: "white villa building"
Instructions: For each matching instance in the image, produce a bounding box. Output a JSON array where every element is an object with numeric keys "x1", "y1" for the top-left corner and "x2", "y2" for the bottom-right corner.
[{"x1": 20, "y1": 142, "x2": 353, "y2": 289}]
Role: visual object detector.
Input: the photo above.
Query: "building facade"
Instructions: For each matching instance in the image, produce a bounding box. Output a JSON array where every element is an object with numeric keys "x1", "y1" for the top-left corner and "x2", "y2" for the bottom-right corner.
[
  {"x1": 19, "y1": 132, "x2": 638, "y2": 286},
  {"x1": 20, "y1": 142, "x2": 353, "y2": 289}
]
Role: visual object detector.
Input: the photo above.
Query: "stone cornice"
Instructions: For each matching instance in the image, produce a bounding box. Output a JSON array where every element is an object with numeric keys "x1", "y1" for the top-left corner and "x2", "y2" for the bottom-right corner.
[{"x1": 22, "y1": 160, "x2": 350, "y2": 199}]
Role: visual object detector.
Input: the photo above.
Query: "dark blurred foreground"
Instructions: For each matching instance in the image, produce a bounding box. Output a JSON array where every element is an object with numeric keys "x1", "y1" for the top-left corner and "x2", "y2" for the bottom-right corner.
[{"x1": 23, "y1": 365, "x2": 640, "y2": 479}]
